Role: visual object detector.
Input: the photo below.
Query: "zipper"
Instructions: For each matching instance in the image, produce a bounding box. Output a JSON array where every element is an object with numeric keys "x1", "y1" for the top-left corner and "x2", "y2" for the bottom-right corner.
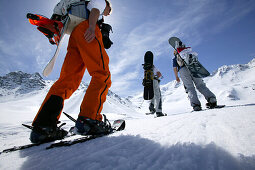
[{"x1": 95, "y1": 37, "x2": 105, "y2": 70}]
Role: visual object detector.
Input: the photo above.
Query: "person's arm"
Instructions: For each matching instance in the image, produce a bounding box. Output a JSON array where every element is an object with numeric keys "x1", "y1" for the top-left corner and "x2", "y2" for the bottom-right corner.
[
  {"x1": 172, "y1": 53, "x2": 180, "y2": 82},
  {"x1": 156, "y1": 71, "x2": 162, "y2": 78},
  {"x1": 173, "y1": 67, "x2": 180, "y2": 82},
  {"x1": 84, "y1": 8, "x2": 100, "y2": 43}
]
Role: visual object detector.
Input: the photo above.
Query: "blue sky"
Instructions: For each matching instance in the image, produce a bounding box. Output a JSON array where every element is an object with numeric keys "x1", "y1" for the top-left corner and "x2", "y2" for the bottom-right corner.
[{"x1": 0, "y1": 0, "x2": 255, "y2": 97}]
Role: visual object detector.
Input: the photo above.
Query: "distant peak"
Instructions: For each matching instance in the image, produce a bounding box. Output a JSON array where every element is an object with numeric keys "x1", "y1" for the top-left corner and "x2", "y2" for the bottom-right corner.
[{"x1": 0, "y1": 71, "x2": 46, "y2": 96}]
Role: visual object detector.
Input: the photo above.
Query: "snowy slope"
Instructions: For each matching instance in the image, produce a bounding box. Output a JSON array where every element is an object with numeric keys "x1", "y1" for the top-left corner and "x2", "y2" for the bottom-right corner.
[
  {"x1": 0, "y1": 59, "x2": 255, "y2": 170},
  {"x1": 0, "y1": 71, "x2": 141, "y2": 126},
  {"x1": 132, "y1": 58, "x2": 255, "y2": 114}
]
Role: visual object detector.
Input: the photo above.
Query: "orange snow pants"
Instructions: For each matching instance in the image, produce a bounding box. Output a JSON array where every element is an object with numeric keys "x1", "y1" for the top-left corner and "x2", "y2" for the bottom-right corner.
[{"x1": 33, "y1": 20, "x2": 111, "y2": 126}]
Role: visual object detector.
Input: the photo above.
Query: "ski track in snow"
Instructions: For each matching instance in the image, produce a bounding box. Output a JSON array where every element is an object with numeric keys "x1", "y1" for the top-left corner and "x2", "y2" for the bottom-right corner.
[{"x1": 1, "y1": 59, "x2": 255, "y2": 170}]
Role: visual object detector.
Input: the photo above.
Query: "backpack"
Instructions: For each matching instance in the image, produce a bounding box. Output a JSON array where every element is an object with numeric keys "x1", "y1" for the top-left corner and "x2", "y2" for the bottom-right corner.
[
  {"x1": 178, "y1": 48, "x2": 198, "y2": 66},
  {"x1": 53, "y1": 0, "x2": 90, "y2": 34},
  {"x1": 28, "y1": 0, "x2": 113, "y2": 49}
]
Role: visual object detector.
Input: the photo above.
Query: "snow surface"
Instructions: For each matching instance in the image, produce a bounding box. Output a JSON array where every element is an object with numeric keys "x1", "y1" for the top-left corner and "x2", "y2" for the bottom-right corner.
[{"x1": 0, "y1": 59, "x2": 255, "y2": 170}]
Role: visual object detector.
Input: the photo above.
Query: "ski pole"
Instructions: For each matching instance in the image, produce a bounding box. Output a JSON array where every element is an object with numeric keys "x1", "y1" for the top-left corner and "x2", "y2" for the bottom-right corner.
[{"x1": 138, "y1": 99, "x2": 144, "y2": 109}]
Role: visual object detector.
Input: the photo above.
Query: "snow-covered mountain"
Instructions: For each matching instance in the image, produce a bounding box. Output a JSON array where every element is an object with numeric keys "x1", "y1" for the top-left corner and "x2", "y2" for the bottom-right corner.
[
  {"x1": 0, "y1": 71, "x2": 132, "y2": 106},
  {"x1": 0, "y1": 71, "x2": 46, "y2": 97},
  {"x1": 0, "y1": 59, "x2": 255, "y2": 170},
  {"x1": 0, "y1": 70, "x2": 141, "y2": 125}
]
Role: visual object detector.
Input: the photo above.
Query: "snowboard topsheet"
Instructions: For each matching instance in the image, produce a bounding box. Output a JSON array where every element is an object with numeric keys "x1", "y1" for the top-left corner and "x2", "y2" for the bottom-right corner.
[{"x1": 143, "y1": 51, "x2": 154, "y2": 100}]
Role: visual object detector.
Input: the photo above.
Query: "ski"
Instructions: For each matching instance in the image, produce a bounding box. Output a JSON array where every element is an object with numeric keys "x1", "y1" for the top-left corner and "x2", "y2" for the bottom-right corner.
[
  {"x1": 0, "y1": 142, "x2": 44, "y2": 154},
  {"x1": 0, "y1": 124, "x2": 71, "y2": 154},
  {"x1": 46, "y1": 113, "x2": 125, "y2": 149},
  {"x1": 0, "y1": 135, "x2": 75, "y2": 154},
  {"x1": 0, "y1": 113, "x2": 125, "y2": 154},
  {"x1": 46, "y1": 128, "x2": 123, "y2": 149}
]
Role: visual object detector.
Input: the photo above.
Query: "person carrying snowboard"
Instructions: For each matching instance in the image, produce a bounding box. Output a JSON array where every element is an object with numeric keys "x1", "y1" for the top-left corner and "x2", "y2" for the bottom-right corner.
[
  {"x1": 30, "y1": 0, "x2": 113, "y2": 143},
  {"x1": 172, "y1": 41, "x2": 217, "y2": 111},
  {"x1": 149, "y1": 65, "x2": 164, "y2": 117}
]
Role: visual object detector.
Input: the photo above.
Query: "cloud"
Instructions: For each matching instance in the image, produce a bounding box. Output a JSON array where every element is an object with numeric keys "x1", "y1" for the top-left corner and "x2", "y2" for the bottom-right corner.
[
  {"x1": 210, "y1": 0, "x2": 255, "y2": 34},
  {"x1": 0, "y1": 40, "x2": 19, "y2": 57},
  {"x1": 0, "y1": 22, "x2": 56, "y2": 75},
  {"x1": 1, "y1": 0, "x2": 254, "y2": 96},
  {"x1": 108, "y1": 1, "x2": 210, "y2": 76},
  {"x1": 106, "y1": 0, "x2": 255, "y2": 96},
  {"x1": 110, "y1": 69, "x2": 141, "y2": 96}
]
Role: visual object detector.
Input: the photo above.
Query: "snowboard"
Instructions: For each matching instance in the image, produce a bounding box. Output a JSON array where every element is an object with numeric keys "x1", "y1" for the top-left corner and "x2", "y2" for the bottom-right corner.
[
  {"x1": 43, "y1": 16, "x2": 70, "y2": 77},
  {"x1": 206, "y1": 104, "x2": 225, "y2": 109},
  {"x1": 154, "y1": 113, "x2": 167, "y2": 118},
  {"x1": 42, "y1": 19, "x2": 68, "y2": 77},
  {"x1": 27, "y1": 13, "x2": 69, "y2": 77},
  {"x1": 145, "y1": 112, "x2": 167, "y2": 118},
  {"x1": 0, "y1": 112, "x2": 125, "y2": 154},
  {"x1": 192, "y1": 105, "x2": 226, "y2": 112},
  {"x1": 145, "y1": 112, "x2": 154, "y2": 115},
  {"x1": 27, "y1": 13, "x2": 64, "y2": 45},
  {"x1": 142, "y1": 51, "x2": 154, "y2": 100},
  {"x1": 168, "y1": 37, "x2": 210, "y2": 78}
]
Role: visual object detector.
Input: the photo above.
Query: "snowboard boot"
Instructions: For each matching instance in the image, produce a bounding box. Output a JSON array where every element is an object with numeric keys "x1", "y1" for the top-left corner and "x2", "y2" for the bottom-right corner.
[
  {"x1": 193, "y1": 104, "x2": 202, "y2": 111},
  {"x1": 156, "y1": 112, "x2": 165, "y2": 117},
  {"x1": 206, "y1": 98, "x2": 217, "y2": 109},
  {"x1": 148, "y1": 110, "x2": 156, "y2": 115},
  {"x1": 149, "y1": 103, "x2": 156, "y2": 114},
  {"x1": 73, "y1": 114, "x2": 113, "y2": 135},
  {"x1": 30, "y1": 122, "x2": 68, "y2": 143}
]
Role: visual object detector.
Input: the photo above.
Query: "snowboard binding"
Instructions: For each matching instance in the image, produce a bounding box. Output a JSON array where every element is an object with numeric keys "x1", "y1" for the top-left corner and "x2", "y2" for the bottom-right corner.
[
  {"x1": 27, "y1": 13, "x2": 64, "y2": 45},
  {"x1": 142, "y1": 63, "x2": 154, "y2": 87}
]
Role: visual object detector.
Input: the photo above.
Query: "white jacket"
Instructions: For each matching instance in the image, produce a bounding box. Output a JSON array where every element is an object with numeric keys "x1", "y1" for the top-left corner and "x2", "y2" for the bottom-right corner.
[
  {"x1": 53, "y1": 0, "x2": 106, "y2": 35},
  {"x1": 53, "y1": 0, "x2": 81, "y2": 16},
  {"x1": 53, "y1": 0, "x2": 106, "y2": 16}
]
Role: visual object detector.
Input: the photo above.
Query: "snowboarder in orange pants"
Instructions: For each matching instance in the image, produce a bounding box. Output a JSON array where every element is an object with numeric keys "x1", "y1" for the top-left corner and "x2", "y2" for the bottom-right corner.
[{"x1": 30, "y1": 0, "x2": 113, "y2": 143}]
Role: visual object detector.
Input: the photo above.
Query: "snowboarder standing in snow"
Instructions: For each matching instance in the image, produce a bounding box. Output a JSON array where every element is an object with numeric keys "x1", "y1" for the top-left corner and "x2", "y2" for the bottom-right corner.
[
  {"x1": 30, "y1": 0, "x2": 113, "y2": 143},
  {"x1": 172, "y1": 41, "x2": 217, "y2": 111},
  {"x1": 149, "y1": 65, "x2": 164, "y2": 117}
]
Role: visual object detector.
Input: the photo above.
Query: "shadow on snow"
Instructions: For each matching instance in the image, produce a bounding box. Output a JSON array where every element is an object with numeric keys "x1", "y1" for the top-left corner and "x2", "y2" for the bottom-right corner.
[{"x1": 19, "y1": 135, "x2": 255, "y2": 170}]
